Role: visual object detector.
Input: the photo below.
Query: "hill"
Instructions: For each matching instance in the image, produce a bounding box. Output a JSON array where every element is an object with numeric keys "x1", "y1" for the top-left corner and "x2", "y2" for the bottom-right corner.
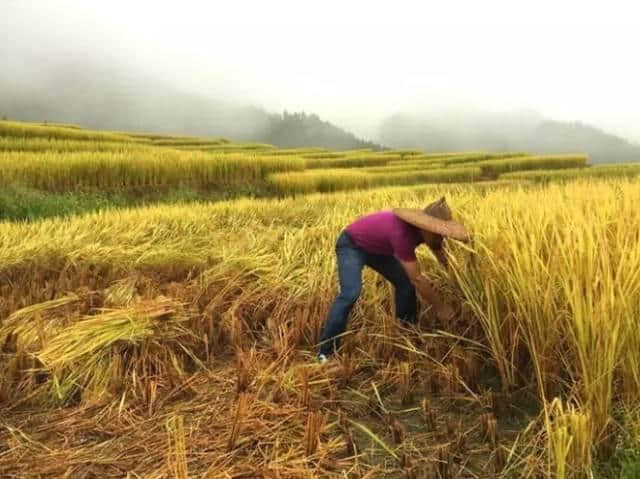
[
  {"x1": 2, "y1": 52, "x2": 637, "y2": 161},
  {"x1": 263, "y1": 111, "x2": 381, "y2": 150},
  {"x1": 0, "y1": 56, "x2": 380, "y2": 151},
  {"x1": 378, "y1": 110, "x2": 640, "y2": 164}
]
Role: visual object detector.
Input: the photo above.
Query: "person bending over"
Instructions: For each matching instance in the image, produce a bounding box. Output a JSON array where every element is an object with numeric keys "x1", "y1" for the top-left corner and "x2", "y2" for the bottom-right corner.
[{"x1": 317, "y1": 196, "x2": 470, "y2": 363}]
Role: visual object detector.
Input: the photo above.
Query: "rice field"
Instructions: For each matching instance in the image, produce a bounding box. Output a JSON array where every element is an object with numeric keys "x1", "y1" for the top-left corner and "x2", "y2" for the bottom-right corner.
[
  {"x1": 1, "y1": 120, "x2": 640, "y2": 478},
  {"x1": 303, "y1": 154, "x2": 399, "y2": 169},
  {"x1": 267, "y1": 167, "x2": 482, "y2": 194},
  {"x1": 387, "y1": 152, "x2": 530, "y2": 168},
  {"x1": 363, "y1": 162, "x2": 447, "y2": 173},
  {"x1": 0, "y1": 150, "x2": 308, "y2": 192},
  {"x1": 174, "y1": 142, "x2": 276, "y2": 152},
  {"x1": 457, "y1": 154, "x2": 588, "y2": 177},
  {"x1": 500, "y1": 163, "x2": 640, "y2": 182},
  {"x1": 0, "y1": 120, "x2": 139, "y2": 143},
  {"x1": 0, "y1": 137, "x2": 155, "y2": 153},
  {"x1": 259, "y1": 147, "x2": 330, "y2": 156}
]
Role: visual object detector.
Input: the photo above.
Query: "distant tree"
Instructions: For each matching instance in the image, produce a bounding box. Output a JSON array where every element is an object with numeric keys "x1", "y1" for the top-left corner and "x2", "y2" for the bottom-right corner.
[
  {"x1": 263, "y1": 110, "x2": 382, "y2": 150},
  {"x1": 1, "y1": 115, "x2": 6, "y2": 121}
]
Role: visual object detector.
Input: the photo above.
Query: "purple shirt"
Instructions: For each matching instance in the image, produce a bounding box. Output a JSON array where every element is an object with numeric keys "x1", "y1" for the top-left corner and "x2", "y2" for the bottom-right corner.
[{"x1": 346, "y1": 210, "x2": 424, "y2": 262}]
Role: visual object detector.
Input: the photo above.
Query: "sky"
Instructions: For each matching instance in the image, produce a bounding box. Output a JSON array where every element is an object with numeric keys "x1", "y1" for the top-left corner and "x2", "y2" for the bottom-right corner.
[{"x1": 4, "y1": 0, "x2": 640, "y2": 142}]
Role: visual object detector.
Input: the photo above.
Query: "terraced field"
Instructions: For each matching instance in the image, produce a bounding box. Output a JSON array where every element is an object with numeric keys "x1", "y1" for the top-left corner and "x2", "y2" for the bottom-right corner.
[{"x1": 1, "y1": 120, "x2": 640, "y2": 478}]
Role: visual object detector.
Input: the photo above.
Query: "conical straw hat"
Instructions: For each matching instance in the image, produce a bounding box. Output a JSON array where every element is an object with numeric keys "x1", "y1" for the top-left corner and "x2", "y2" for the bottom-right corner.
[{"x1": 393, "y1": 196, "x2": 471, "y2": 242}]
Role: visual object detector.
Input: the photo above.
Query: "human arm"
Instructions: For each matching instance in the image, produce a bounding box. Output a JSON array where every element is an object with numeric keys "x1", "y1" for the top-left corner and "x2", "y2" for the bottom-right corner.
[
  {"x1": 389, "y1": 223, "x2": 453, "y2": 321},
  {"x1": 398, "y1": 259, "x2": 454, "y2": 322}
]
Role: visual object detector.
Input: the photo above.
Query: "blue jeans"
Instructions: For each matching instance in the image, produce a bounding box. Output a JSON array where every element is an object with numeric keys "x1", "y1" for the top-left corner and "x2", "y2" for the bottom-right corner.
[{"x1": 318, "y1": 231, "x2": 417, "y2": 356}]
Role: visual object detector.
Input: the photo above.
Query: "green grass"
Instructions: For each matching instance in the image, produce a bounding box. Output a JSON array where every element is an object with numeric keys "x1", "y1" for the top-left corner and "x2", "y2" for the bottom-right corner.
[
  {"x1": 0, "y1": 186, "x2": 131, "y2": 221},
  {"x1": 0, "y1": 185, "x2": 262, "y2": 222},
  {"x1": 594, "y1": 408, "x2": 640, "y2": 478}
]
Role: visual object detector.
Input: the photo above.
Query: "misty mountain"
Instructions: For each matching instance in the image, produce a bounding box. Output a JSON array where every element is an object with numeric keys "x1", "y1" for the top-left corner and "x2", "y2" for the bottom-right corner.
[
  {"x1": 378, "y1": 110, "x2": 640, "y2": 164},
  {"x1": 2, "y1": 51, "x2": 637, "y2": 160},
  {"x1": 263, "y1": 111, "x2": 381, "y2": 150},
  {"x1": 0, "y1": 55, "x2": 379, "y2": 151},
  {"x1": 0, "y1": 55, "x2": 268, "y2": 140}
]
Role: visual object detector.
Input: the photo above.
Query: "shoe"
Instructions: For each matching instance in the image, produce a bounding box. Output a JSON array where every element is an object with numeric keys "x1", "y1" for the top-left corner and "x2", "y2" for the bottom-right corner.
[{"x1": 317, "y1": 353, "x2": 328, "y2": 364}]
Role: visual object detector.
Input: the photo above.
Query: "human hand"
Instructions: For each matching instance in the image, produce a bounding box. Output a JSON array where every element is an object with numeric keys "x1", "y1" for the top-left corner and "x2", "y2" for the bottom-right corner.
[{"x1": 436, "y1": 301, "x2": 455, "y2": 322}]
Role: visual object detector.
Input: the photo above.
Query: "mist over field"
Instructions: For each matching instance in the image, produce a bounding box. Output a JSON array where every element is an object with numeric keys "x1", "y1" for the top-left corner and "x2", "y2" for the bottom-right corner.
[{"x1": 3, "y1": 2, "x2": 640, "y2": 161}]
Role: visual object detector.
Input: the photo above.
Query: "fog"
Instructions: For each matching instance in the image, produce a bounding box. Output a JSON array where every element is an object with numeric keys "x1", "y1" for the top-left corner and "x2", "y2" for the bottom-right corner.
[{"x1": 3, "y1": 1, "x2": 640, "y2": 145}]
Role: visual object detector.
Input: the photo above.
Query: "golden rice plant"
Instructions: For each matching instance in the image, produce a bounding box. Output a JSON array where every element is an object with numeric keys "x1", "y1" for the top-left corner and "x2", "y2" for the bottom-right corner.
[
  {"x1": 301, "y1": 152, "x2": 346, "y2": 159},
  {"x1": 184, "y1": 142, "x2": 275, "y2": 152},
  {"x1": 37, "y1": 122, "x2": 84, "y2": 129},
  {"x1": 151, "y1": 138, "x2": 228, "y2": 147},
  {"x1": 339, "y1": 148, "x2": 374, "y2": 154},
  {"x1": 387, "y1": 151, "x2": 485, "y2": 164},
  {"x1": 501, "y1": 162, "x2": 640, "y2": 182},
  {"x1": 407, "y1": 152, "x2": 479, "y2": 159},
  {"x1": 303, "y1": 153, "x2": 399, "y2": 169},
  {"x1": 266, "y1": 166, "x2": 481, "y2": 194},
  {"x1": 545, "y1": 398, "x2": 593, "y2": 479},
  {"x1": 0, "y1": 120, "x2": 135, "y2": 142},
  {"x1": 460, "y1": 154, "x2": 588, "y2": 177},
  {"x1": 266, "y1": 168, "x2": 376, "y2": 193},
  {"x1": 227, "y1": 393, "x2": 250, "y2": 451},
  {"x1": 363, "y1": 162, "x2": 446, "y2": 173},
  {"x1": 453, "y1": 179, "x2": 640, "y2": 442},
  {"x1": 384, "y1": 152, "x2": 527, "y2": 169},
  {"x1": 259, "y1": 147, "x2": 329, "y2": 156},
  {"x1": 166, "y1": 415, "x2": 189, "y2": 479},
  {"x1": 303, "y1": 411, "x2": 324, "y2": 456},
  {"x1": 383, "y1": 166, "x2": 481, "y2": 183},
  {"x1": 117, "y1": 131, "x2": 228, "y2": 142},
  {"x1": 0, "y1": 150, "x2": 304, "y2": 191},
  {"x1": 383, "y1": 149, "x2": 423, "y2": 156},
  {"x1": 440, "y1": 151, "x2": 530, "y2": 166},
  {"x1": 0, "y1": 137, "x2": 155, "y2": 152}
]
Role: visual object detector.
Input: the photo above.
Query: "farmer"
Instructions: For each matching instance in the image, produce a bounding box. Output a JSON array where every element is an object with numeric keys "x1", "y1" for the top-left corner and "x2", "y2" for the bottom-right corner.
[{"x1": 317, "y1": 197, "x2": 470, "y2": 363}]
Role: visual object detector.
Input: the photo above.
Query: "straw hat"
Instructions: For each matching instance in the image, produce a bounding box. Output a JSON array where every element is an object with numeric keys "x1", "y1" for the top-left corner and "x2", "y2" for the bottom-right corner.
[{"x1": 393, "y1": 196, "x2": 471, "y2": 242}]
